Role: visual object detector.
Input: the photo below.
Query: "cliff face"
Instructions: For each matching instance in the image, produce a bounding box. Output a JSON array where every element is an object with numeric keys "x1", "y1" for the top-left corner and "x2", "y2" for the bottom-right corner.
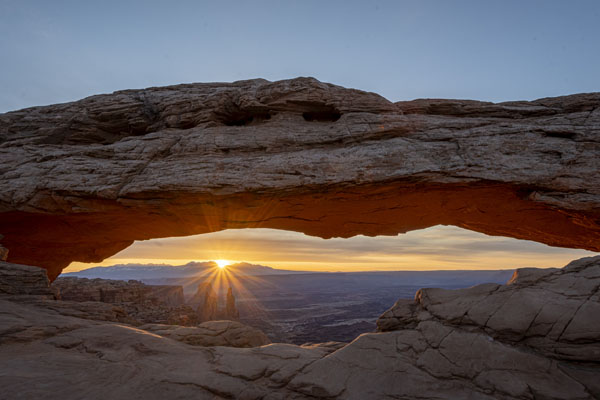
[
  {"x1": 1, "y1": 78, "x2": 599, "y2": 279},
  {"x1": 51, "y1": 276, "x2": 201, "y2": 325},
  {"x1": 54, "y1": 277, "x2": 184, "y2": 304},
  {"x1": 0, "y1": 261, "x2": 54, "y2": 297}
]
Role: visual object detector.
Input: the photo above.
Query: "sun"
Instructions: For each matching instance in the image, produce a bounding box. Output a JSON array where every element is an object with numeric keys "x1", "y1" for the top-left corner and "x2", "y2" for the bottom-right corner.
[{"x1": 215, "y1": 259, "x2": 231, "y2": 269}]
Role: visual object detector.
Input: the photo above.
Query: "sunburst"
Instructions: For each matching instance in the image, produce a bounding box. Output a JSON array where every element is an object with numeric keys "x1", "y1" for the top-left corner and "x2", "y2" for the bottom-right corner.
[{"x1": 215, "y1": 259, "x2": 231, "y2": 269}]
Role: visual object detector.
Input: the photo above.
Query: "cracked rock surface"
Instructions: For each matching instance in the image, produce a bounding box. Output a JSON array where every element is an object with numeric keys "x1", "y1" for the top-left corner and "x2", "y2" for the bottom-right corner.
[
  {"x1": 140, "y1": 321, "x2": 271, "y2": 348},
  {"x1": 1, "y1": 77, "x2": 599, "y2": 279},
  {"x1": 1, "y1": 258, "x2": 599, "y2": 399}
]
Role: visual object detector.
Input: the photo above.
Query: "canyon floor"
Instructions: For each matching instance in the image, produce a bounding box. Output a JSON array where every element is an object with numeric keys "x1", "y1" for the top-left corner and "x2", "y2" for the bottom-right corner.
[{"x1": 1, "y1": 257, "x2": 599, "y2": 399}]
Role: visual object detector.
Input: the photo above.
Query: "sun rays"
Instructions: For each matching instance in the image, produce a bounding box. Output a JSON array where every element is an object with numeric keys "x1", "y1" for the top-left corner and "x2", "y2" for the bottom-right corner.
[
  {"x1": 173, "y1": 260, "x2": 273, "y2": 322},
  {"x1": 215, "y1": 259, "x2": 231, "y2": 269}
]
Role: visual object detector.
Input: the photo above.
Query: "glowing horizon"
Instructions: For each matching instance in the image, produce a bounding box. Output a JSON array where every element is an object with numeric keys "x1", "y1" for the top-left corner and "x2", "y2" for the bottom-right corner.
[{"x1": 64, "y1": 226, "x2": 598, "y2": 274}]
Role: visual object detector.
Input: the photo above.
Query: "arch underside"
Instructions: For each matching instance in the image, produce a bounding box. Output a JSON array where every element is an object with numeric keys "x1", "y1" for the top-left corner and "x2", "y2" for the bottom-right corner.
[{"x1": 3, "y1": 180, "x2": 599, "y2": 281}]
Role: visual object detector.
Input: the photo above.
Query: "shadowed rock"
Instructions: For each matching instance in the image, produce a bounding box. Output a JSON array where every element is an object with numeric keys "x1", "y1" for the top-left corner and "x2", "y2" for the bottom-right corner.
[
  {"x1": 1, "y1": 78, "x2": 599, "y2": 279},
  {"x1": 140, "y1": 320, "x2": 270, "y2": 348},
  {"x1": 0, "y1": 257, "x2": 598, "y2": 399},
  {"x1": 225, "y1": 287, "x2": 239, "y2": 320},
  {"x1": 377, "y1": 255, "x2": 600, "y2": 373},
  {"x1": 189, "y1": 283, "x2": 218, "y2": 321}
]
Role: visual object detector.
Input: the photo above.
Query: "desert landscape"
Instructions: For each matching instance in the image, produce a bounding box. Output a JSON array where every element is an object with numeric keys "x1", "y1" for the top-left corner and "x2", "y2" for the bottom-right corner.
[
  {"x1": 1, "y1": 2, "x2": 599, "y2": 399},
  {"x1": 1, "y1": 76, "x2": 599, "y2": 399}
]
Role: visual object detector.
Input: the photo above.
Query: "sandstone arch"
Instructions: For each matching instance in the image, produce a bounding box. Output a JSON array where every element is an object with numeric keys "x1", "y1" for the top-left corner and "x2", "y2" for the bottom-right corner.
[{"x1": 1, "y1": 77, "x2": 599, "y2": 280}]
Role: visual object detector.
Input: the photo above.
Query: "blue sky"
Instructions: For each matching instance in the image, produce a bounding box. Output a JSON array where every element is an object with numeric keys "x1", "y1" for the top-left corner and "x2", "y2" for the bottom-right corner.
[{"x1": 1, "y1": 0, "x2": 599, "y2": 112}]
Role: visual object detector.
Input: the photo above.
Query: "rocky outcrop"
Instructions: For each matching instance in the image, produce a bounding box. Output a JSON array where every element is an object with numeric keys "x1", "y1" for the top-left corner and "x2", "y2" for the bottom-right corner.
[
  {"x1": 141, "y1": 320, "x2": 270, "y2": 348},
  {"x1": 51, "y1": 276, "x2": 201, "y2": 325},
  {"x1": 189, "y1": 282, "x2": 218, "y2": 321},
  {"x1": 1, "y1": 257, "x2": 598, "y2": 399},
  {"x1": 1, "y1": 78, "x2": 599, "y2": 280},
  {"x1": 54, "y1": 276, "x2": 184, "y2": 305},
  {"x1": 377, "y1": 255, "x2": 600, "y2": 365},
  {"x1": 189, "y1": 284, "x2": 240, "y2": 321},
  {"x1": 0, "y1": 261, "x2": 54, "y2": 298},
  {"x1": 225, "y1": 287, "x2": 239, "y2": 320}
]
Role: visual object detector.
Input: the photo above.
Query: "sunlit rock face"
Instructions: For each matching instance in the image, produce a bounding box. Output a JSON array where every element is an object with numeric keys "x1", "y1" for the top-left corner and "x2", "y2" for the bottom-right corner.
[{"x1": 1, "y1": 77, "x2": 599, "y2": 280}]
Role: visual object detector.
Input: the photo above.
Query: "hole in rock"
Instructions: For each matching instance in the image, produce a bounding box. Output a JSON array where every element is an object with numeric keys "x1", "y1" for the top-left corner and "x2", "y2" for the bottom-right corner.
[
  {"x1": 302, "y1": 108, "x2": 341, "y2": 122},
  {"x1": 218, "y1": 110, "x2": 272, "y2": 126},
  {"x1": 61, "y1": 226, "x2": 596, "y2": 345}
]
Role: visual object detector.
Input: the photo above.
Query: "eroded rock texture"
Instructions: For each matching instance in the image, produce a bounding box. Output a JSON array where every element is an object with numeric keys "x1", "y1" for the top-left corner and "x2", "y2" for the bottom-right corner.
[
  {"x1": 0, "y1": 261, "x2": 54, "y2": 297},
  {"x1": 54, "y1": 277, "x2": 184, "y2": 305},
  {"x1": 1, "y1": 257, "x2": 599, "y2": 399},
  {"x1": 140, "y1": 320, "x2": 270, "y2": 348},
  {"x1": 378, "y1": 255, "x2": 600, "y2": 364},
  {"x1": 1, "y1": 78, "x2": 599, "y2": 279},
  {"x1": 52, "y1": 276, "x2": 202, "y2": 325}
]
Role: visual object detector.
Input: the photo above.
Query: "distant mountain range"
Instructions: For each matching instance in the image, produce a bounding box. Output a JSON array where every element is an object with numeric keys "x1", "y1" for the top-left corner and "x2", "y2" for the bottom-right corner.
[{"x1": 63, "y1": 261, "x2": 311, "y2": 280}]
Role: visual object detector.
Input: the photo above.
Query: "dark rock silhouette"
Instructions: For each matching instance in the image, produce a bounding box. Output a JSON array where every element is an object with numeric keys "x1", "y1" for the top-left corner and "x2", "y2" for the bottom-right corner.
[
  {"x1": 225, "y1": 287, "x2": 239, "y2": 320},
  {"x1": 189, "y1": 282, "x2": 218, "y2": 321},
  {"x1": 189, "y1": 283, "x2": 240, "y2": 321}
]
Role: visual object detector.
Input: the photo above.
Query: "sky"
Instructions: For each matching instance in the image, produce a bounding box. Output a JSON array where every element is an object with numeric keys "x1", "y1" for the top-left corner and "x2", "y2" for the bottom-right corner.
[
  {"x1": 2, "y1": 1, "x2": 598, "y2": 272},
  {"x1": 65, "y1": 226, "x2": 597, "y2": 272},
  {"x1": 1, "y1": 0, "x2": 600, "y2": 112}
]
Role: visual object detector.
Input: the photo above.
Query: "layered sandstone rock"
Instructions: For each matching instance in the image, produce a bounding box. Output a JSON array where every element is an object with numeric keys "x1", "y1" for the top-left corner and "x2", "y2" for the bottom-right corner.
[
  {"x1": 1, "y1": 78, "x2": 599, "y2": 280},
  {"x1": 1, "y1": 257, "x2": 598, "y2": 399},
  {"x1": 377, "y1": 255, "x2": 600, "y2": 365},
  {"x1": 141, "y1": 320, "x2": 270, "y2": 348},
  {"x1": 52, "y1": 276, "x2": 201, "y2": 325},
  {"x1": 0, "y1": 261, "x2": 54, "y2": 297},
  {"x1": 54, "y1": 276, "x2": 184, "y2": 305}
]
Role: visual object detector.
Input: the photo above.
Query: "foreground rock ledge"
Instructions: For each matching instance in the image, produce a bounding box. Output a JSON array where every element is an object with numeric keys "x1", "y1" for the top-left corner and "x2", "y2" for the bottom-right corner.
[
  {"x1": 1, "y1": 78, "x2": 600, "y2": 279},
  {"x1": 1, "y1": 257, "x2": 599, "y2": 399}
]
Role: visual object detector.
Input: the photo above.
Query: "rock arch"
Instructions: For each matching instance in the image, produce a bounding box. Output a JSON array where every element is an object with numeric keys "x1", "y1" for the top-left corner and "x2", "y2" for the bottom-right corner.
[{"x1": 1, "y1": 77, "x2": 599, "y2": 280}]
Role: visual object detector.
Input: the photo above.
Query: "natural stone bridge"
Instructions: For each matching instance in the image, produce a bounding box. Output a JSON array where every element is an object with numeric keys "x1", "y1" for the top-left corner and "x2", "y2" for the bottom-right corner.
[{"x1": 1, "y1": 77, "x2": 599, "y2": 280}]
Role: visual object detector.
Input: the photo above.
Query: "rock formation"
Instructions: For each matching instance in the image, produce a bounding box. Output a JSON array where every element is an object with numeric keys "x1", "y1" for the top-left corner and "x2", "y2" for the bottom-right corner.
[
  {"x1": 1, "y1": 257, "x2": 599, "y2": 399},
  {"x1": 188, "y1": 283, "x2": 240, "y2": 321},
  {"x1": 0, "y1": 261, "x2": 55, "y2": 297},
  {"x1": 189, "y1": 282, "x2": 219, "y2": 321},
  {"x1": 52, "y1": 276, "x2": 201, "y2": 325},
  {"x1": 377, "y1": 255, "x2": 600, "y2": 365},
  {"x1": 54, "y1": 276, "x2": 184, "y2": 305},
  {"x1": 141, "y1": 320, "x2": 270, "y2": 348},
  {"x1": 225, "y1": 287, "x2": 240, "y2": 319},
  {"x1": 0, "y1": 235, "x2": 8, "y2": 262},
  {"x1": 1, "y1": 78, "x2": 599, "y2": 280}
]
